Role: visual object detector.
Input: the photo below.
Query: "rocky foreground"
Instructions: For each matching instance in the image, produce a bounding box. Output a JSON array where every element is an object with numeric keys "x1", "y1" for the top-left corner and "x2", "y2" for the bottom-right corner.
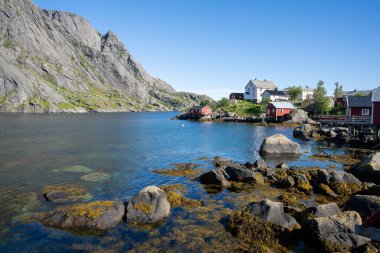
[{"x1": 36, "y1": 134, "x2": 380, "y2": 252}]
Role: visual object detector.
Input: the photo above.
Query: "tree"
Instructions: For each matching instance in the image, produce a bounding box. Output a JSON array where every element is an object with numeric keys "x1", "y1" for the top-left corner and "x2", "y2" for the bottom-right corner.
[
  {"x1": 286, "y1": 86, "x2": 302, "y2": 100},
  {"x1": 333, "y1": 82, "x2": 344, "y2": 98},
  {"x1": 200, "y1": 99, "x2": 217, "y2": 110},
  {"x1": 217, "y1": 97, "x2": 229, "y2": 108},
  {"x1": 313, "y1": 80, "x2": 330, "y2": 115},
  {"x1": 355, "y1": 91, "x2": 367, "y2": 97}
]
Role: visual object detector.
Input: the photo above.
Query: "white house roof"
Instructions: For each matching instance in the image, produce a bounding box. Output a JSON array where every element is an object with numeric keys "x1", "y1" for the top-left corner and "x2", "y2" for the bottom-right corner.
[
  {"x1": 246, "y1": 80, "x2": 277, "y2": 89},
  {"x1": 372, "y1": 88, "x2": 380, "y2": 102},
  {"x1": 270, "y1": 102, "x2": 295, "y2": 109}
]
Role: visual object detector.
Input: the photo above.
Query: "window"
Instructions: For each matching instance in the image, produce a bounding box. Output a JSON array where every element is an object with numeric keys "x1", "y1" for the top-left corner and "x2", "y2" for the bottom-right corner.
[
  {"x1": 362, "y1": 109, "x2": 370, "y2": 115},
  {"x1": 272, "y1": 109, "x2": 275, "y2": 113},
  {"x1": 267, "y1": 109, "x2": 270, "y2": 114},
  {"x1": 281, "y1": 109, "x2": 284, "y2": 113}
]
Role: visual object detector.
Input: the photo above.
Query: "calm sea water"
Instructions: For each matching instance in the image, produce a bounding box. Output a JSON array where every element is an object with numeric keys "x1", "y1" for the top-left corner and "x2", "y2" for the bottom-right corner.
[{"x1": 0, "y1": 112, "x2": 353, "y2": 252}]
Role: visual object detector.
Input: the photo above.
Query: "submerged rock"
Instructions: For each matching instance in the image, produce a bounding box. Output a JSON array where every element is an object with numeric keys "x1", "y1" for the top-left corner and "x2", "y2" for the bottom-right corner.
[
  {"x1": 259, "y1": 134, "x2": 301, "y2": 155},
  {"x1": 199, "y1": 169, "x2": 231, "y2": 187},
  {"x1": 126, "y1": 186, "x2": 171, "y2": 224},
  {"x1": 40, "y1": 201, "x2": 125, "y2": 230},
  {"x1": 52, "y1": 165, "x2": 92, "y2": 173},
  {"x1": 42, "y1": 185, "x2": 92, "y2": 202},
  {"x1": 345, "y1": 195, "x2": 380, "y2": 219},
  {"x1": 349, "y1": 152, "x2": 380, "y2": 184},
  {"x1": 80, "y1": 172, "x2": 111, "y2": 182},
  {"x1": 305, "y1": 211, "x2": 370, "y2": 252}
]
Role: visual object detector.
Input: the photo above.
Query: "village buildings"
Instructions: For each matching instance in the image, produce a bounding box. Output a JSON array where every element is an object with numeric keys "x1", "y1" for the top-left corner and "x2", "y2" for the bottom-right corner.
[
  {"x1": 189, "y1": 105, "x2": 212, "y2": 117},
  {"x1": 265, "y1": 102, "x2": 295, "y2": 121},
  {"x1": 244, "y1": 79, "x2": 277, "y2": 103},
  {"x1": 262, "y1": 90, "x2": 289, "y2": 102}
]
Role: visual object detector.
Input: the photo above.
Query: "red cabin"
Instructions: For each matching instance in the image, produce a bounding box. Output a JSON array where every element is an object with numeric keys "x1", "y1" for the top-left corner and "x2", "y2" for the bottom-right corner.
[
  {"x1": 372, "y1": 88, "x2": 380, "y2": 126},
  {"x1": 189, "y1": 105, "x2": 212, "y2": 117},
  {"x1": 266, "y1": 102, "x2": 295, "y2": 121},
  {"x1": 346, "y1": 96, "x2": 372, "y2": 117},
  {"x1": 229, "y1": 93, "x2": 244, "y2": 100}
]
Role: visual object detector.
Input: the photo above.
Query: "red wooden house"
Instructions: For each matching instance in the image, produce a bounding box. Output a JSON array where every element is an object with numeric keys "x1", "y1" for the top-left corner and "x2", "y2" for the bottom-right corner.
[
  {"x1": 346, "y1": 96, "x2": 372, "y2": 117},
  {"x1": 266, "y1": 102, "x2": 295, "y2": 121},
  {"x1": 372, "y1": 88, "x2": 380, "y2": 126},
  {"x1": 189, "y1": 105, "x2": 212, "y2": 117},
  {"x1": 229, "y1": 93, "x2": 244, "y2": 100}
]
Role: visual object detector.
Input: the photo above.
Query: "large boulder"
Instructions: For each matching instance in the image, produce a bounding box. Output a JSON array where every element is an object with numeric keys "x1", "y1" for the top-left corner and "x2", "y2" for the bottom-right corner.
[
  {"x1": 225, "y1": 166, "x2": 264, "y2": 184},
  {"x1": 293, "y1": 124, "x2": 312, "y2": 140},
  {"x1": 305, "y1": 211, "x2": 370, "y2": 252},
  {"x1": 247, "y1": 199, "x2": 298, "y2": 230},
  {"x1": 345, "y1": 195, "x2": 380, "y2": 219},
  {"x1": 259, "y1": 134, "x2": 301, "y2": 155},
  {"x1": 126, "y1": 186, "x2": 171, "y2": 224},
  {"x1": 199, "y1": 169, "x2": 231, "y2": 187},
  {"x1": 40, "y1": 201, "x2": 125, "y2": 230},
  {"x1": 349, "y1": 152, "x2": 380, "y2": 184}
]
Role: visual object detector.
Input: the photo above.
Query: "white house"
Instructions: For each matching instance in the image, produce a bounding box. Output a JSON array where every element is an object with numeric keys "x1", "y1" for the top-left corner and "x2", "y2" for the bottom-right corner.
[
  {"x1": 262, "y1": 90, "x2": 289, "y2": 102},
  {"x1": 244, "y1": 79, "x2": 277, "y2": 103},
  {"x1": 298, "y1": 87, "x2": 314, "y2": 100}
]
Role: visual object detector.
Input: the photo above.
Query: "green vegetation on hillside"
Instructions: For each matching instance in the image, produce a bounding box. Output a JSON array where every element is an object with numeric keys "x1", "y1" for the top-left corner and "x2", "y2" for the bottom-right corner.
[{"x1": 200, "y1": 98, "x2": 266, "y2": 117}]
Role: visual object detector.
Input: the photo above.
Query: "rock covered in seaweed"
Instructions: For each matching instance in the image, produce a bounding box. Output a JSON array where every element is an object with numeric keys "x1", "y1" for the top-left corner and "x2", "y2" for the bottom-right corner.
[
  {"x1": 305, "y1": 211, "x2": 370, "y2": 252},
  {"x1": 40, "y1": 201, "x2": 125, "y2": 230},
  {"x1": 225, "y1": 166, "x2": 264, "y2": 184},
  {"x1": 125, "y1": 186, "x2": 171, "y2": 224},
  {"x1": 199, "y1": 169, "x2": 231, "y2": 187},
  {"x1": 42, "y1": 185, "x2": 92, "y2": 202},
  {"x1": 259, "y1": 134, "x2": 301, "y2": 155}
]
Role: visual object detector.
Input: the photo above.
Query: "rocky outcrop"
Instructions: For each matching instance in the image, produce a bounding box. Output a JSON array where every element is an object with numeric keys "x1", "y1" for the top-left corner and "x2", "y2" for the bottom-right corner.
[
  {"x1": 302, "y1": 203, "x2": 341, "y2": 219},
  {"x1": 40, "y1": 201, "x2": 125, "y2": 230},
  {"x1": 259, "y1": 134, "x2": 301, "y2": 155},
  {"x1": 125, "y1": 186, "x2": 171, "y2": 224},
  {"x1": 293, "y1": 124, "x2": 312, "y2": 140},
  {"x1": 246, "y1": 199, "x2": 298, "y2": 230},
  {"x1": 305, "y1": 211, "x2": 370, "y2": 252},
  {"x1": 349, "y1": 152, "x2": 380, "y2": 184},
  {"x1": 0, "y1": 0, "x2": 210, "y2": 112},
  {"x1": 199, "y1": 169, "x2": 231, "y2": 187},
  {"x1": 225, "y1": 166, "x2": 264, "y2": 183},
  {"x1": 345, "y1": 195, "x2": 380, "y2": 219}
]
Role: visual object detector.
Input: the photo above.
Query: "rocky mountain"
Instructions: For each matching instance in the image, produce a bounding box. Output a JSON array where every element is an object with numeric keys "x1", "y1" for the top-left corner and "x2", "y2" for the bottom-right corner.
[{"x1": 0, "y1": 0, "x2": 211, "y2": 112}]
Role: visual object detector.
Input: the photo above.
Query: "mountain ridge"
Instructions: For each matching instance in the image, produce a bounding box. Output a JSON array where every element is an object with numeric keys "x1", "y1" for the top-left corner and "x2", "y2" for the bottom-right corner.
[{"x1": 0, "y1": 0, "x2": 210, "y2": 112}]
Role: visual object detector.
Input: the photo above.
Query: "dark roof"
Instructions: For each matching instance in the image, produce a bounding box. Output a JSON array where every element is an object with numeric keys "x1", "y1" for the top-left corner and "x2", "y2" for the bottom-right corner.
[
  {"x1": 230, "y1": 93, "x2": 244, "y2": 96},
  {"x1": 346, "y1": 96, "x2": 372, "y2": 107},
  {"x1": 263, "y1": 90, "x2": 288, "y2": 96},
  {"x1": 190, "y1": 105, "x2": 208, "y2": 110}
]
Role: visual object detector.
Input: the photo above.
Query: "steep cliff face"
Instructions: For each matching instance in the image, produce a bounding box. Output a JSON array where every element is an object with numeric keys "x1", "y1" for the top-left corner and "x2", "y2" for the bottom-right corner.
[{"x1": 0, "y1": 0, "x2": 210, "y2": 112}]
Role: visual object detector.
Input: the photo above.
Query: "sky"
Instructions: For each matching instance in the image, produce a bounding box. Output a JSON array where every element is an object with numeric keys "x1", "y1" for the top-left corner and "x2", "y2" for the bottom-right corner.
[{"x1": 33, "y1": 0, "x2": 380, "y2": 100}]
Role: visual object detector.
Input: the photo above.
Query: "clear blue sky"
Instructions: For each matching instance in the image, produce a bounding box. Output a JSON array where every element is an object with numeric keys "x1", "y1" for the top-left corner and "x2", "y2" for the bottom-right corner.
[{"x1": 34, "y1": 0, "x2": 380, "y2": 99}]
